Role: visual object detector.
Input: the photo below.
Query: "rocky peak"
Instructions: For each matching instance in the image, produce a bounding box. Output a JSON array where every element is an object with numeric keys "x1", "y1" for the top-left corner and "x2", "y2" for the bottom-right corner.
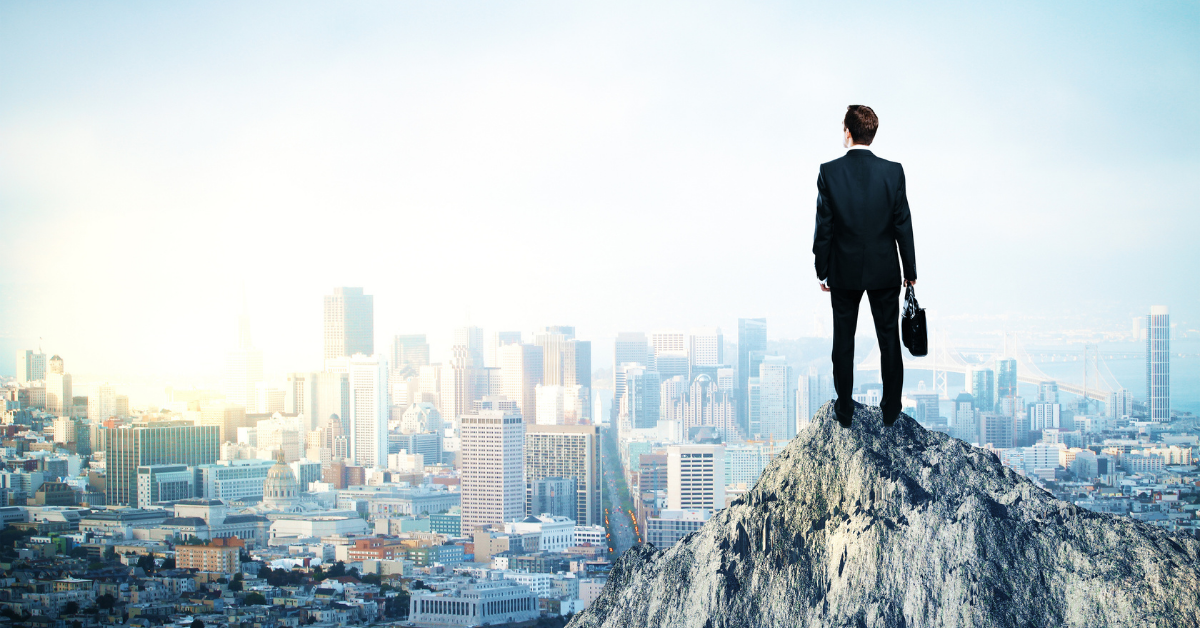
[{"x1": 569, "y1": 403, "x2": 1200, "y2": 627}]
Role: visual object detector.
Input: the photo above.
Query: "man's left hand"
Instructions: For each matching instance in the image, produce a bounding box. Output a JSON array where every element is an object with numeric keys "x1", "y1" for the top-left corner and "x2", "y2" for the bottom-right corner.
[{"x1": 819, "y1": 281, "x2": 830, "y2": 293}]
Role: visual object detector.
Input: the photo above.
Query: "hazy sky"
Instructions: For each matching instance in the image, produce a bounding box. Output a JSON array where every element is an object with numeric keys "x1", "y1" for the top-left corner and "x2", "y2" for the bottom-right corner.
[{"x1": 1, "y1": 1, "x2": 1197, "y2": 386}]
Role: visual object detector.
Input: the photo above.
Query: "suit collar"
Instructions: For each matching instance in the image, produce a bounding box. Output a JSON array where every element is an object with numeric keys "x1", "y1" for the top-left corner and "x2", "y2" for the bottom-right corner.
[{"x1": 845, "y1": 147, "x2": 874, "y2": 156}]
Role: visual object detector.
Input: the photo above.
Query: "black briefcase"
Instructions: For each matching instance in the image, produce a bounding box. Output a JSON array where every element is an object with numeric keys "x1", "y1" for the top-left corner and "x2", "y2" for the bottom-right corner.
[{"x1": 902, "y1": 283, "x2": 928, "y2": 357}]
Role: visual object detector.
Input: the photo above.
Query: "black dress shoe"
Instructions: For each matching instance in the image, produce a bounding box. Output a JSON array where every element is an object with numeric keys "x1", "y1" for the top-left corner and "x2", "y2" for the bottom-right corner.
[
  {"x1": 835, "y1": 412, "x2": 853, "y2": 429},
  {"x1": 882, "y1": 412, "x2": 900, "y2": 427}
]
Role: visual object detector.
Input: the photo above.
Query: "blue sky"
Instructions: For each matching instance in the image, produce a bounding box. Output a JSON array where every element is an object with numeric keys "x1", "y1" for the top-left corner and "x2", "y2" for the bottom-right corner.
[{"x1": 1, "y1": 1, "x2": 1197, "y2": 383}]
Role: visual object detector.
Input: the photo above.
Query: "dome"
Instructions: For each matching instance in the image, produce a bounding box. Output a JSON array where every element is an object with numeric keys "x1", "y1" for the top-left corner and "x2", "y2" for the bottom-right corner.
[{"x1": 262, "y1": 449, "x2": 300, "y2": 511}]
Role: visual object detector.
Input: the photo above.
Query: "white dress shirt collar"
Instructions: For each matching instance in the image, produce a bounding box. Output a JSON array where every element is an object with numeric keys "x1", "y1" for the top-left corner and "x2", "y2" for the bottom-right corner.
[{"x1": 847, "y1": 144, "x2": 872, "y2": 151}]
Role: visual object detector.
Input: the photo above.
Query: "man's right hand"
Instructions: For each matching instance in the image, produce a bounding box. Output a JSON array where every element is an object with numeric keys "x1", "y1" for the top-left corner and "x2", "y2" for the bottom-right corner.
[
  {"x1": 819, "y1": 279, "x2": 830, "y2": 293},
  {"x1": 905, "y1": 280, "x2": 916, "y2": 287}
]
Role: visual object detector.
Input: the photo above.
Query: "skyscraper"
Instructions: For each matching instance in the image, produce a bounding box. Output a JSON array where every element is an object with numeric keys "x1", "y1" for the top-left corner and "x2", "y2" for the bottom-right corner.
[
  {"x1": 453, "y1": 326, "x2": 485, "y2": 367},
  {"x1": 1147, "y1": 305, "x2": 1170, "y2": 422},
  {"x1": 997, "y1": 359, "x2": 1018, "y2": 400},
  {"x1": 1038, "y1": 381, "x2": 1059, "y2": 405},
  {"x1": 688, "y1": 327, "x2": 724, "y2": 368},
  {"x1": 391, "y1": 335, "x2": 431, "y2": 373},
  {"x1": 460, "y1": 409, "x2": 526, "y2": 532},
  {"x1": 737, "y1": 318, "x2": 767, "y2": 431},
  {"x1": 15, "y1": 349, "x2": 47, "y2": 384},
  {"x1": 667, "y1": 444, "x2": 725, "y2": 511},
  {"x1": 621, "y1": 365, "x2": 661, "y2": 430},
  {"x1": 102, "y1": 422, "x2": 220, "y2": 507},
  {"x1": 500, "y1": 343, "x2": 544, "y2": 425},
  {"x1": 534, "y1": 331, "x2": 572, "y2": 387},
  {"x1": 441, "y1": 345, "x2": 477, "y2": 426},
  {"x1": 223, "y1": 310, "x2": 264, "y2": 410},
  {"x1": 797, "y1": 366, "x2": 834, "y2": 429},
  {"x1": 346, "y1": 354, "x2": 389, "y2": 468},
  {"x1": 1108, "y1": 388, "x2": 1134, "y2": 419},
  {"x1": 971, "y1": 368, "x2": 995, "y2": 413},
  {"x1": 486, "y1": 331, "x2": 524, "y2": 368},
  {"x1": 88, "y1": 383, "x2": 118, "y2": 422},
  {"x1": 612, "y1": 332, "x2": 651, "y2": 421},
  {"x1": 680, "y1": 374, "x2": 738, "y2": 442},
  {"x1": 756, "y1": 355, "x2": 793, "y2": 441},
  {"x1": 324, "y1": 287, "x2": 374, "y2": 361},
  {"x1": 525, "y1": 424, "x2": 602, "y2": 525},
  {"x1": 45, "y1": 356, "x2": 72, "y2": 417}
]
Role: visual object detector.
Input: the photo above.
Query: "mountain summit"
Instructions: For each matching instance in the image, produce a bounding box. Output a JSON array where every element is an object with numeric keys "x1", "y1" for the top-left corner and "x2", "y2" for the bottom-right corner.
[{"x1": 570, "y1": 404, "x2": 1200, "y2": 628}]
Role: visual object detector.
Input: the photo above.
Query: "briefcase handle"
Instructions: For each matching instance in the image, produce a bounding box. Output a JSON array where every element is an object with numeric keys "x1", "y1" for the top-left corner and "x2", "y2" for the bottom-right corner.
[{"x1": 904, "y1": 283, "x2": 920, "y2": 316}]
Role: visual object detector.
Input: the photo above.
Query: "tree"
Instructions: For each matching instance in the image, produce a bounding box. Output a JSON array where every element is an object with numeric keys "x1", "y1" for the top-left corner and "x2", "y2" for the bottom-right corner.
[
  {"x1": 96, "y1": 594, "x2": 116, "y2": 610},
  {"x1": 136, "y1": 555, "x2": 155, "y2": 572},
  {"x1": 327, "y1": 561, "x2": 346, "y2": 578},
  {"x1": 161, "y1": 558, "x2": 176, "y2": 570},
  {"x1": 69, "y1": 547, "x2": 90, "y2": 559},
  {"x1": 243, "y1": 592, "x2": 267, "y2": 606},
  {"x1": 102, "y1": 546, "x2": 116, "y2": 561},
  {"x1": 229, "y1": 573, "x2": 243, "y2": 592},
  {"x1": 63, "y1": 601, "x2": 80, "y2": 615},
  {"x1": 190, "y1": 619, "x2": 204, "y2": 628}
]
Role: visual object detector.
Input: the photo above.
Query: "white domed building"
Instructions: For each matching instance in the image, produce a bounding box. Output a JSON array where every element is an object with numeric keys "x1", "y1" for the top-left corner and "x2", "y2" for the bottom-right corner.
[{"x1": 262, "y1": 449, "x2": 301, "y2": 512}]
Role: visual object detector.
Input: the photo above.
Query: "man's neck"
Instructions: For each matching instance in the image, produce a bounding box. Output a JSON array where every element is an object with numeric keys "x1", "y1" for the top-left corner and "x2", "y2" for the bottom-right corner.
[{"x1": 847, "y1": 144, "x2": 871, "y2": 151}]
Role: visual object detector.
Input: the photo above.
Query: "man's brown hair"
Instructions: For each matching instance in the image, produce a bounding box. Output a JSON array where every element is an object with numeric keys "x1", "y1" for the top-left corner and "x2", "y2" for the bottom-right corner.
[{"x1": 843, "y1": 105, "x2": 878, "y2": 145}]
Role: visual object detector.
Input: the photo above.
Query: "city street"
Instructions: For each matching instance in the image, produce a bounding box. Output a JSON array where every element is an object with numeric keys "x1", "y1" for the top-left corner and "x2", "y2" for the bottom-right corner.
[{"x1": 601, "y1": 428, "x2": 639, "y2": 557}]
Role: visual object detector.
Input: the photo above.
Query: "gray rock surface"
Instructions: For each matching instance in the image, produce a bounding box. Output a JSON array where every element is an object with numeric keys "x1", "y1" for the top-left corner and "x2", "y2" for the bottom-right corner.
[{"x1": 569, "y1": 403, "x2": 1200, "y2": 628}]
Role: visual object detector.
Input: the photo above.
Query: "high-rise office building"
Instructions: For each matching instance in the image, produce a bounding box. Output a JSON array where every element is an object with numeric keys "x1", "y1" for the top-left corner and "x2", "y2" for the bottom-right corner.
[
  {"x1": 755, "y1": 356, "x2": 793, "y2": 441},
  {"x1": 680, "y1": 374, "x2": 738, "y2": 442},
  {"x1": 654, "y1": 352, "x2": 689, "y2": 382},
  {"x1": 486, "y1": 331, "x2": 524, "y2": 368},
  {"x1": 500, "y1": 343, "x2": 544, "y2": 425},
  {"x1": 651, "y1": 330, "x2": 687, "y2": 358},
  {"x1": 1146, "y1": 305, "x2": 1170, "y2": 422},
  {"x1": 345, "y1": 354, "x2": 389, "y2": 469},
  {"x1": 979, "y1": 413, "x2": 1014, "y2": 448},
  {"x1": 613, "y1": 332, "x2": 651, "y2": 421},
  {"x1": 534, "y1": 331, "x2": 572, "y2": 387},
  {"x1": 88, "y1": 383, "x2": 118, "y2": 423},
  {"x1": 525, "y1": 424, "x2": 602, "y2": 525},
  {"x1": 737, "y1": 318, "x2": 768, "y2": 431},
  {"x1": 200, "y1": 402, "x2": 253, "y2": 444},
  {"x1": 1108, "y1": 388, "x2": 1134, "y2": 418},
  {"x1": 667, "y1": 444, "x2": 725, "y2": 511},
  {"x1": 1038, "y1": 381, "x2": 1059, "y2": 405},
  {"x1": 224, "y1": 305, "x2": 264, "y2": 410},
  {"x1": 573, "y1": 340, "x2": 592, "y2": 390},
  {"x1": 324, "y1": 287, "x2": 374, "y2": 361},
  {"x1": 441, "y1": 346, "x2": 477, "y2": 426},
  {"x1": 688, "y1": 328, "x2": 723, "y2": 368},
  {"x1": 997, "y1": 359, "x2": 1018, "y2": 400},
  {"x1": 747, "y1": 378, "x2": 761, "y2": 436},
  {"x1": 102, "y1": 422, "x2": 220, "y2": 507},
  {"x1": 460, "y1": 409, "x2": 526, "y2": 532},
  {"x1": 454, "y1": 326, "x2": 485, "y2": 367},
  {"x1": 952, "y1": 393, "x2": 977, "y2": 443},
  {"x1": 797, "y1": 366, "x2": 834, "y2": 430},
  {"x1": 621, "y1": 365, "x2": 661, "y2": 430},
  {"x1": 15, "y1": 349, "x2": 47, "y2": 384},
  {"x1": 391, "y1": 335, "x2": 431, "y2": 373},
  {"x1": 1028, "y1": 403, "x2": 1061, "y2": 432},
  {"x1": 45, "y1": 356, "x2": 72, "y2": 417},
  {"x1": 971, "y1": 368, "x2": 995, "y2": 413}
]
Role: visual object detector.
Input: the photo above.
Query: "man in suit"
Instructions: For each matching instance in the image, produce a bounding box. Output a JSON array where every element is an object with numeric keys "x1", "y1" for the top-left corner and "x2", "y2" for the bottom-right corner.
[{"x1": 813, "y1": 105, "x2": 917, "y2": 428}]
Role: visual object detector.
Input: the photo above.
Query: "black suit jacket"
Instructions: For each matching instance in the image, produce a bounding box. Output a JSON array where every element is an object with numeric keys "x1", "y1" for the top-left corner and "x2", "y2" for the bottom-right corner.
[{"x1": 812, "y1": 149, "x2": 917, "y2": 290}]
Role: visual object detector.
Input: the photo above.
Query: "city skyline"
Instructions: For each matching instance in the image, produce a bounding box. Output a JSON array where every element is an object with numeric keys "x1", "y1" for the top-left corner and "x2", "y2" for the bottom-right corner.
[{"x1": 1, "y1": 2, "x2": 1197, "y2": 383}]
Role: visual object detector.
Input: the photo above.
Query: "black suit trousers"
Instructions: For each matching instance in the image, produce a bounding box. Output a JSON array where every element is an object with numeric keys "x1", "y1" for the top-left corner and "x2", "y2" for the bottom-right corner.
[{"x1": 830, "y1": 286, "x2": 903, "y2": 419}]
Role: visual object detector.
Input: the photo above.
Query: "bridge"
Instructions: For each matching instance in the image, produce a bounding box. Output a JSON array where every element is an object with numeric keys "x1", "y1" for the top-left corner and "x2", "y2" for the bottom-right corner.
[{"x1": 857, "y1": 330, "x2": 1124, "y2": 403}]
